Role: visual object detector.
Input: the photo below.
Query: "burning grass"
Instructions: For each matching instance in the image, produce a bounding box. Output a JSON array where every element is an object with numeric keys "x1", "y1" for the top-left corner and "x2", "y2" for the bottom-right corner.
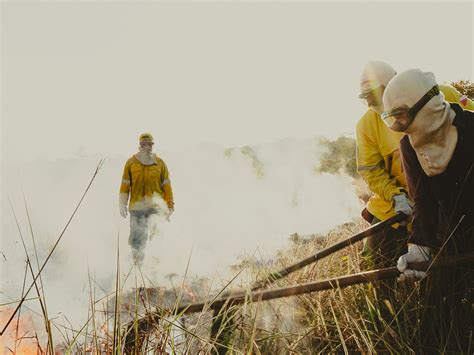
[{"x1": 3, "y1": 217, "x2": 471, "y2": 353}]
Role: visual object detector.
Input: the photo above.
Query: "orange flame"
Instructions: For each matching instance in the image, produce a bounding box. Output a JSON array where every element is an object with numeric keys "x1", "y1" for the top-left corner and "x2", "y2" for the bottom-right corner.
[{"x1": 0, "y1": 308, "x2": 45, "y2": 354}]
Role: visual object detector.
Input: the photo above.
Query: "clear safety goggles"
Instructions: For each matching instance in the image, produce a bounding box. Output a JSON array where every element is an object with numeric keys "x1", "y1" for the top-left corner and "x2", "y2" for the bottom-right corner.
[
  {"x1": 358, "y1": 86, "x2": 384, "y2": 101},
  {"x1": 381, "y1": 85, "x2": 440, "y2": 132}
]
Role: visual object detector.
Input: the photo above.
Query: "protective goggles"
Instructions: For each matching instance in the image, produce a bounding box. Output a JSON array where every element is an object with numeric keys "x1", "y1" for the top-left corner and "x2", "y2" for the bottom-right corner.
[
  {"x1": 358, "y1": 86, "x2": 384, "y2": 101},
  {"x1": 381, "y1": 85, "x2": 440, "y2": 132}
]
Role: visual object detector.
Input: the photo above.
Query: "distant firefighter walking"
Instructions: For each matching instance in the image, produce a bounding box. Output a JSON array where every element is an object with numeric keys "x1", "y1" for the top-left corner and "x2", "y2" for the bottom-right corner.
[{"x1": 119, "y1": 133, "x2": 174, "y2": 265}]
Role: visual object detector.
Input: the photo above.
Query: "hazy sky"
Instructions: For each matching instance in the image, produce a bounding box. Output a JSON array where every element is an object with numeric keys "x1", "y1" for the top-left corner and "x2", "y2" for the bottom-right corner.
[
  {"x1": 0, "y1": 1, "x2": 473, "y2": 337},
  {"x1": 2, "y1": 1, "x2": 472, "y2": 163}
]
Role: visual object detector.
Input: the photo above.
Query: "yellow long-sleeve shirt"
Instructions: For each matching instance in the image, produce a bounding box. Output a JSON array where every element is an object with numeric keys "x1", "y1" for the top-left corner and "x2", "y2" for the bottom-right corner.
[{"x1": 119, "y1": 154, "x2": 174, "y2": 211}]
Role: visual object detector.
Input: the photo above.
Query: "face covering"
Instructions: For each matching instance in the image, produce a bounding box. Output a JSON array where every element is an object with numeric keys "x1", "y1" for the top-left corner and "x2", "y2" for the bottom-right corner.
[
  {"x1": 405, "y1": 101, "x2": 457, "y2": 176},
  {"x1": 383, "y1": 69, "x2": 458, "y2": 176},
  {"x1": 135, "y1": 143, "x2": 157, "y2": 165}
]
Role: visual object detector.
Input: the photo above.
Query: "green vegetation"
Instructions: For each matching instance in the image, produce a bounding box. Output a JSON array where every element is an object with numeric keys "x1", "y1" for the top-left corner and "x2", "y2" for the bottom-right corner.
[
  {"x1": 224, "y1": 146, "x2": 265, "y2": 179},
  {"x1": 451, "y1": 80, "x2": 474, "y2": 100},
  {"x1": 317, "y1": 136, "x2": 357, "y2": 178}
]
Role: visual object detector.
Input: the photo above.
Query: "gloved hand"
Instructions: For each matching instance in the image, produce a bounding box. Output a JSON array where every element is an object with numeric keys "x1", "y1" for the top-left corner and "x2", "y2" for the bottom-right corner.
[
  {"x1": 119, "y1": 203, "x2": 128, "y2": 218},
  {"x1": 393, "y1": 194, "x2": 413, "y2": 225},
  {"x1": 119, "y1": 193, "x2": 129, "y2": 218},
  {"x1": 166, "y1": 207, "x2": 174, "y2": 222},
  {"x1": 397, "y1": 243, "x2": 431, "y2": 282}
]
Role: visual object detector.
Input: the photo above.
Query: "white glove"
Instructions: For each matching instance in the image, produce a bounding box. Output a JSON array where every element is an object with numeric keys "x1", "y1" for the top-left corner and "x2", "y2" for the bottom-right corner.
[
  {"x1": 166, "y1": 207, "x2": 174, "y2": 222},
  {"x1": 393, "y1": 194, "x2": 413, "y2": 225},
  {"x1": 119, "y1": 193, "x2": 129, "y2": 218},
  {"x1": 397, "y1": 243, "x2": 431, "y2": 282},
  {"x1": 119, "y1": 203, "x2": 128, "y2": 218}
]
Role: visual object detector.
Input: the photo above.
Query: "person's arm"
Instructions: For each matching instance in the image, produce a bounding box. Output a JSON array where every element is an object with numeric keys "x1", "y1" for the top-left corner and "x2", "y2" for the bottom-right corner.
[
  {"x1": 119, "y1": 161, "x2": 131, "y2": 216},
  {"x1": 400, "y1": 137, "x2": 439, "y2": 249},
  {"x1": 356, "y1": 119, "x2": 406, "y2": 202},
  {"x1": 161, "y1": 162, "x2": 174, "y2": 210}
]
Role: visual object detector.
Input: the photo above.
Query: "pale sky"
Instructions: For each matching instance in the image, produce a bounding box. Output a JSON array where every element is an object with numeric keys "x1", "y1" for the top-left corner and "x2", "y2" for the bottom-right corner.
[
  {"x1": 0, "y1": 1, "x2": 473, "y2": 333},
  {"x1": 1, "y1": 1, "x2": 472, "y2": 163}
]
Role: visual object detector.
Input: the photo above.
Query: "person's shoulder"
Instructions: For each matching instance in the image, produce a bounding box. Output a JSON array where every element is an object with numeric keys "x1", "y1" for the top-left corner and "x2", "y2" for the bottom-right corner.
[
  {"x1": 125, "y1": 156, "x2": 138, "y2": 165},
  {"x1": 440, "y1": 84, "x2": 464, "y2": 103},
  {"x1": 441, "y1": 85, "x2": 474, "y2": 110},
  {"x1": 356, "y1": 109, "x2": 379, "y2": 131},
  {"x1": 155, "y1": 155, "x2": 167, "y2": 165},
  {"x1": 461, "y1": 104, "x2": 474, "y2": 117},
  {"x1": 451, "y1": 103, "x2": 474, "y2": 120},
  {"x1": 439, "y1": 84, "x2": 456, "y2": 94},
  {"x1": 458, "y1": 104, "x2": 474, "y2": 131}
]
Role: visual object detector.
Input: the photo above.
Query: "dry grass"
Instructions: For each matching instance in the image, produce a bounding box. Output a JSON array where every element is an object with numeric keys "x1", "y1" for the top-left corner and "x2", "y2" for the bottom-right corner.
[
  {"x1": 5, "y1": 216, "x2": 471, "y2": 353},
  {"x1": 52, "y1": 219, "x2": 414, "y2": 353}
]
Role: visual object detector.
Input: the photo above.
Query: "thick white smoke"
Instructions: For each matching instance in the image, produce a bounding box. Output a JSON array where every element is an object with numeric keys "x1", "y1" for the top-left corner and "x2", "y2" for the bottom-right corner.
[{"x1": 0, "y1": 136, "x2": 362, "y2": 333}]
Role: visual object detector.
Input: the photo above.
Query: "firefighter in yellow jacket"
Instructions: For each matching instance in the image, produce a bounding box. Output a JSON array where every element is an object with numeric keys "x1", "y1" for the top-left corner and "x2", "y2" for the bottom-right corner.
[
  {"x1": 356, "y1": 61, "x2": 473, "y2": 270},
  {"x1": 119, "y1": 133, "x2": 174, "y2": 264}
]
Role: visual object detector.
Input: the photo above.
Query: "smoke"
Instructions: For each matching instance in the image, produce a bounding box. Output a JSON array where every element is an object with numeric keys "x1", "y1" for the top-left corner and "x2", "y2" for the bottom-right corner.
[
  {"x1": 0, "y1": 136, "x2": 362, "y2": 334},
  {"x1": 128, "y1": 204, "x2": 168, "y2": 266}
]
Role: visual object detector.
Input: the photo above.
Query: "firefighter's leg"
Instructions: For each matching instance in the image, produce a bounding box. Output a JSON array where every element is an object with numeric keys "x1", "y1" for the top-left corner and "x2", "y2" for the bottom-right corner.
[
  {"x1": 147, "y1": 208, "x2": 162, "y2": 241},
  {"x1": 129, "y1": 211, "x2": 149, "y2": 265},
  {"x1": 361, "y1": 217, "x2": 382, "y2": 270},
  {"x1": 363, "y1": 218, "x2": 408, "y2": 333}
]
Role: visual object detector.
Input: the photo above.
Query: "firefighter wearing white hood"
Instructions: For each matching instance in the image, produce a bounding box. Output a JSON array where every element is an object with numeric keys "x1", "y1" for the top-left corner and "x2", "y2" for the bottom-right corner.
[
  {"x1": 383, "y1": 69, "x2": 474, "y2": 352},
  {"x1": 356, "y1": 61, "x2": 473, "y2": 269}
]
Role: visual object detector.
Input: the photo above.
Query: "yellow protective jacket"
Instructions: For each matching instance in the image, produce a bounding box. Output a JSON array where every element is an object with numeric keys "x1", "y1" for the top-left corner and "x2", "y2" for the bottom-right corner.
[
  {"x1": 356, "y1": 85, "x2": 473, "y2": 222},
  {"x1": 119, "y1": 154, "x2": 174, "y2": 211}
]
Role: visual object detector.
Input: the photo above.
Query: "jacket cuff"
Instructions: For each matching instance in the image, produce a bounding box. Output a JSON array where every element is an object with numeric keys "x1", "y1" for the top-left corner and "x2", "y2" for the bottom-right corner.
[
  {"x1": 119, "y1": 193, "x2": 129, "y2": 206},
  {"x1": 388, "y1": 188, "x2": 407, "y2": 202}
]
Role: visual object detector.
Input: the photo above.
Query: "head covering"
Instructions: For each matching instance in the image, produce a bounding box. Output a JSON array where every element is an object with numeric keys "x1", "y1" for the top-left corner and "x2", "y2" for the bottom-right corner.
[
  {"x1": 383, "y1": 69, "x2": 457, "y2": 176},
  {"x1": 360, "y1": 61, "x2": 397, "y2": 92},
  {"x1": 360, "y1": 61, "x2": 396, "y2": 114},
  {"x1": 139, "y1": 133, "x2": 154, "y2": 142}
]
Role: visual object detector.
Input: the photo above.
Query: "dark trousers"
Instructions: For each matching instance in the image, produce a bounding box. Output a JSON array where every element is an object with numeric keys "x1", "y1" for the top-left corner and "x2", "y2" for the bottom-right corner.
[
  {"x1": 362, "y1": 216, "x2": 408, "y2": 270},
  {"x1": 361, "y1": 216, "x2": 408, "y2": 318},
  {"x1": 417, "y1": 227, "x2": 474, "y2": 352}
]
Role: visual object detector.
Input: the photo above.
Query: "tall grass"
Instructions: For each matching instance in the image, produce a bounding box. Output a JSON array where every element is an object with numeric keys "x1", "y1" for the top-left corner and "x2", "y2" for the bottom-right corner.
[{"x1": 6, "y1": 217, "x2": 471, "y2": 353}]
